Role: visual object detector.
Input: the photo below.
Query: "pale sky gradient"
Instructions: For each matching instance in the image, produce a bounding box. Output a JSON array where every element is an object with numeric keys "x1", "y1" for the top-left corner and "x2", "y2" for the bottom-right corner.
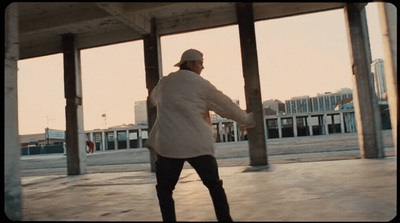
[{"x1": 17, "y1": 4, "x2": 385, "y2": 135}]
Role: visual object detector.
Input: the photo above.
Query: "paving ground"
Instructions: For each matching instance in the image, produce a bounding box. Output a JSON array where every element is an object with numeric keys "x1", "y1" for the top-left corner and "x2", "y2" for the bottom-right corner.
[
  {"x1": 20, "y1": 157, "x2": 396, "y2": 221},
  {"x1": 18, "y1": 130, "x2": 396, "y2": 221}
]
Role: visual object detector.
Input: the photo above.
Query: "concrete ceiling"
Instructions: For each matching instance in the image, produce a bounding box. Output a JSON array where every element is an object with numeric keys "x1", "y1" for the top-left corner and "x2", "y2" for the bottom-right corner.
[{"x1": 17, "y1": 2, "x2": 346, "y2": 60}]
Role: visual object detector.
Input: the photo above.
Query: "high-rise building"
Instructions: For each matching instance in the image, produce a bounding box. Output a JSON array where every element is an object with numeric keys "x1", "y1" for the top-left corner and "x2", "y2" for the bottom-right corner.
[
  {"x1": 134, "y1": 101, "x2": 147, "y2": 125},
  {"x1": 371, "y1": 59, "x2": 387, "y2": 100}
]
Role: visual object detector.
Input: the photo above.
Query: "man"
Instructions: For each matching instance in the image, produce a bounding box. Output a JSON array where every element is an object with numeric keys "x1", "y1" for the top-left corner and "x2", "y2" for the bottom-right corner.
[
  {"x1": 146, "y1": 49, "x2": 255, "y2": 221},
  {"x1": 86, "y1": 140, "x2": 95, "y2": 153}
]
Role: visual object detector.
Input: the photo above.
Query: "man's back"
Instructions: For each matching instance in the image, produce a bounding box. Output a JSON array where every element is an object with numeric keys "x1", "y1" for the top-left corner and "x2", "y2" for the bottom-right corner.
[{"x1": 147, "y1": 69, "x2": 215, "y2": 158}]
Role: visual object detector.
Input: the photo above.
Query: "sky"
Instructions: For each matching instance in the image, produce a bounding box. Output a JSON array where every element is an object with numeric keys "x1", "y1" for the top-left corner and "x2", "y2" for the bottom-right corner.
[{"x1": 17, "y1": 3, "x2": 385, "y2": 135}]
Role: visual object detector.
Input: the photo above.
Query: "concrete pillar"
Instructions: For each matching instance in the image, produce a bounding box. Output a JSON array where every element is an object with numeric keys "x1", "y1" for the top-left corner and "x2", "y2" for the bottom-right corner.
[
  {"x1": 233, "y1": 121, "x2": 238, "y2": 142},
  {"x1": 293, "y1": 116, "x2": 298, "y2": 137},
  {"x1": 89, "y1": 132, "x2": 94, "y2": 142},
  {"x1": 101, "y1": 131, "x2": 106, "y2": 151},
  {"x1": 226, "y1": 124, "x2": 229, "y2": 142},
  {"x1": 5, "y1": 3, "x2": 21, "y2": 220},
  {"x1": 378, "y1": 2, "x2": 397, "y2": 154},
  {"x1": 114, "y1": 130, "x2": 118, "y2": 150},
  {"x1": 323, "y1": 114, "x2": 329, "y2": 135},
  {"x1": 317, "y1": 115, "x2": 323, "y2": 135},
  {"x1": 277, "y1": 117, "x2": 282, "y2": 138},
  {"x1": 126, "y1": 130, "x2": 130, "y2": 149},
  {"x1": 340, "y1": 112, "x2": 345, "y2": 133},
  {"x1": 62, "y1": 33, "x2": 87, "y2": 175},
  {"x1": 134, "y1": 130, "x2": 139, "y2": 148},
  {"x1": 223, "y1": 123, "x2": 226, "y2": 142},
  {"x1": 344, "y1": 3, "x2": 384, "y2": 158},
  {"x1": 224, "y1": 124, "x2": 229, "y2": 142},
  {"x1": 308, "y1": 115, "x2": 313, "y2": 136},
  {"x1": 330, "y1": 115, "x2": 335, "y2": 133},
  {"x1": 144, "y1": 18, "x2": 162, "y2": 172},
  {"x1": 264, "y1": 119, "x2": 269, "y2": 139},
  {"x1": 138, "y1": 129, "x2": 143, "y2": 148},
  {"x1": 236, "y1": 2, "x2": 268, "y2": 166},
  {"x1": 218, "y1": 122, "x2": 223, "y2": 142}
]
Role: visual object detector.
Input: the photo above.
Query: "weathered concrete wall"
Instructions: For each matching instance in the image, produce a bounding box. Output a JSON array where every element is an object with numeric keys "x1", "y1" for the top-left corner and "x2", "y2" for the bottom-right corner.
[
  {"x1": 62, "y1": 34, "x2": 87, "y2": 175},
  {"x1": 344, "y1": 3, "x2": 384, "y2": 158},
  {"x1": 144, "y1": 19, "x2": 162, "y2": 172},
  {"x1": 236, "y1": 3, "x2": 268, "y2": 166},
  {"x1": 4, "y1": 3, "x2": 22, "y2": 220},
  {"x1": 378, "y1": 2, "x2": 397, "y2": 154}
]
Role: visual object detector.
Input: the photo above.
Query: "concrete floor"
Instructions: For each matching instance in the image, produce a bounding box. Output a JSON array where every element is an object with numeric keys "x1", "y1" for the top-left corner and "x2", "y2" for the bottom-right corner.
[{"x1": 20, "y1": 157, "x2": 396, "y2": 221}]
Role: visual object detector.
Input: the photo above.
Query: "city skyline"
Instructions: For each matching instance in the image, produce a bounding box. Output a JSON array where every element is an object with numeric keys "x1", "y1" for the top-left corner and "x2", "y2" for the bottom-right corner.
[{"x1": 17, "y1": 3, "x2": 385, "y2": 135}]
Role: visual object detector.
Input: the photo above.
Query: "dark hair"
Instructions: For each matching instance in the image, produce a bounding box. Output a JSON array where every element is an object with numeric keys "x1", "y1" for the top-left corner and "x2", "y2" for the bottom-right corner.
[{"x1": 179, "y1": 61, "x2": 191, "y2": 70}]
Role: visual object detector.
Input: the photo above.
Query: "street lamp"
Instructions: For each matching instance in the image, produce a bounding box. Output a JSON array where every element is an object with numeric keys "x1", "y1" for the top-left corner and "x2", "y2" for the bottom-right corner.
[{"x1": 102, "y1": 113, "x2": 107, "y2": 129}]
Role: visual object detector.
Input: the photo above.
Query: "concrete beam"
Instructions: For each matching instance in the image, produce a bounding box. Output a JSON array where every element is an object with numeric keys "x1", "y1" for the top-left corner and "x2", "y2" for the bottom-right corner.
[
  {"x1": 20, "y1": 25, "x2": 143, "y2": 60},
  {"x1": 157, "y1": 3, "x2": 237, "y2": 36},
  {"x1": 236, "y1": 3, "x2": 268, "y2": 166},
  {"x1": 4, "y1": 3, "x2": 22, "y2": 220},
  {"x1": 62, "y1": 33, "x2": 87, "y2": 175},
  {"x1": 96, "y1": 2, "x2": 150, "y2": 34},
  {"x1": 253, "y1": 2, "x2": 344, "y2": 21},
  {"x1": 143, "y1": 18, "x2": 162, "y2": 172},
  {"x1": 18, "y1": 3, "x2": 348, "y2": 60},
  {"x1": 378, "y1": 2, "x2": 397, "y2": 154},
  {"x1": 19, "y1": 3, "x2": 111, "y2": 35},
  {"x1": 344, "y1": 3, "x2": 384, "y2": 158}
]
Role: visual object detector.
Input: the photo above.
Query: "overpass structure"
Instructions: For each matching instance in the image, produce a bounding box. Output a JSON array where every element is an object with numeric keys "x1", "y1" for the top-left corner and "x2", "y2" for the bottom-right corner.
[{"x1": 5, "y1": 3, "x2": 397, "y2": 220}]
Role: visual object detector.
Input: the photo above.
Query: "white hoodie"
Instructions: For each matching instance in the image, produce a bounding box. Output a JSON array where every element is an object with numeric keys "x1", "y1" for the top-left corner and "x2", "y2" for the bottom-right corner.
[{"x1": 145, "y1": 69, "x2": 251, "y2": 159}]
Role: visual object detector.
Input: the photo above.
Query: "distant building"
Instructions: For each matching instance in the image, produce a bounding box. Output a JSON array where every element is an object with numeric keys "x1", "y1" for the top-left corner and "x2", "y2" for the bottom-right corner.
[
  {"x1": 134, "y1": 100, "x2": 147, "y2": 125},
  {"x1": 285, "y1": 95, "x2": 311, "y2": 114},
  {"x1": 371, "y1": 59, "x2": 387, "y2": 100},
  {"x1": 263, "y1": 99, "x2": 285, "y2": 115},
  {"x1": 335, "y1": 98, "x2": 354, "y2": 110},
  {"x1": 20, "y1": 133, "x2": 47, "y2": 147},
  {"x1": 19, "y1": 128, "x2": 65, "y2": 147},
  {"x1": 313, "y1": 88, "x2": 353, "y2": 112},
  {"x1": 285, "y1": 88, "x2": 353, "y2": 114}
]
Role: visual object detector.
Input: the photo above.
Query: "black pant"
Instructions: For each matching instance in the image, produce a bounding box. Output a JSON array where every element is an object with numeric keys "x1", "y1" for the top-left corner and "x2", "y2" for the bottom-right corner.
[{"x1": 155, "y1": 154, "x2": 232, "y2": 222}]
